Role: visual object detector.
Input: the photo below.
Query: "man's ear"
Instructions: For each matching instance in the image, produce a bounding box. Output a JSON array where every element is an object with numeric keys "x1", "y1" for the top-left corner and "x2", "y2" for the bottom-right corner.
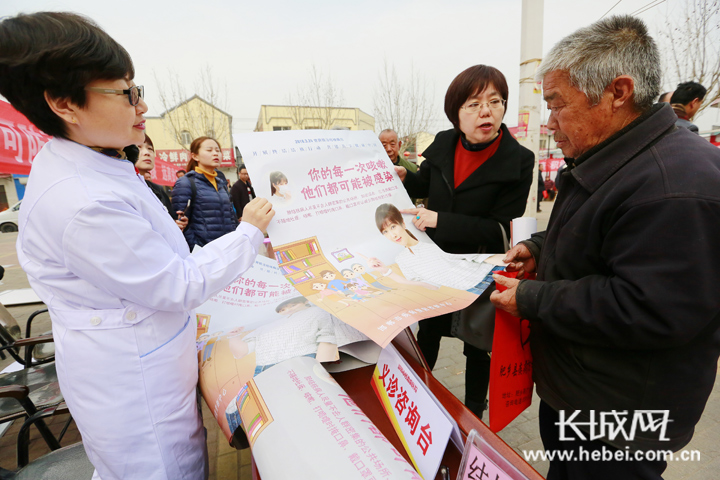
[
  {"x1": 690, "y1": 97, "x2": 702, "y2": 114},
  {"x1": 608, "y1": 75, "x2": 635, "y2": 111},
  {"x1": 44, "y1": 91, "x2": 79, "y2": 125}
]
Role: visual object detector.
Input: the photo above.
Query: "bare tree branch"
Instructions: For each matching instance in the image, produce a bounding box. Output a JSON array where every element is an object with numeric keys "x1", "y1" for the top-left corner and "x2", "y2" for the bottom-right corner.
[
  {"x1": 286, "y1": 65, "x2": 346, "y2": 129},
  {"x1": 658, "y1": 0, "x2": 720, "y2": 115},
  {"x1": 153, "y1": 65, "x2": 230, "y2": 149},
  {"x1": 373, "y1": 59, "x2": 435, "y2": 152}
]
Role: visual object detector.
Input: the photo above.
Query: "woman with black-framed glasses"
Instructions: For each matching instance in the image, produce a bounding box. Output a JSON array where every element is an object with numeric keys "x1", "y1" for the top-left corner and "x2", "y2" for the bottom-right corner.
[
  {"x1": 395, "y1": 65, "x2": 534, "y2": 420},
  {"x1": 0, "y1": 12, "x2": 274, "y2": 479}
]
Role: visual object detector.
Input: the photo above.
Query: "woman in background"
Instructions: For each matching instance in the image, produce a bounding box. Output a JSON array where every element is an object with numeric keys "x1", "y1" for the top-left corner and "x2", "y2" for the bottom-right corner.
[
  {"x1": 172, "y1": 136, "x2": 238, "y2": 250},
  {"x1": 136, "y1": 133, "x2": 188, "y2": 230},
  {"x1": 396, "y1": 65, "x2": 534, "y2": 418}
]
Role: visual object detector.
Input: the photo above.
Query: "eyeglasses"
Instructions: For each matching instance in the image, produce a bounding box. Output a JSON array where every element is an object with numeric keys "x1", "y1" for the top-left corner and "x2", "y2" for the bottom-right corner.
[
  {"x1": 86, "y1": 85, "x2": 144, "y2": 106},
  {"x1": 461, "y1": 99, "x2": 506, "y2": 114}
]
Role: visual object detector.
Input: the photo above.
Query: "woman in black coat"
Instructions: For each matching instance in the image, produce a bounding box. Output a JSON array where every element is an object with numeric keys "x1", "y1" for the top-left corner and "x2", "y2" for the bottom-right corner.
[
  {"x1": 397, "y1": 65, "x2": 534, "y2": 417},
  {"x1": 172, "y1": 136, "x2": 238, "y2": 250},
  {"x1": 136, "y1": 134, "x2": 186, "y2": 226}
]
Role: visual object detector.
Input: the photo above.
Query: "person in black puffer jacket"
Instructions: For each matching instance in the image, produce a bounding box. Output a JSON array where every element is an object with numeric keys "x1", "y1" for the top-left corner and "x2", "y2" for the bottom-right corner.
[{"x1": 172, "y1": 136, "x2": 238, "y2": 250}]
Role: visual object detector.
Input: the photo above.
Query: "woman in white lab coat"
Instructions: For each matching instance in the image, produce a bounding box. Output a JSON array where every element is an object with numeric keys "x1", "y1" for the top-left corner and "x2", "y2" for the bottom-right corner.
[{"x1": 0, "y1": 12, "x2": 274, "y2": 480}]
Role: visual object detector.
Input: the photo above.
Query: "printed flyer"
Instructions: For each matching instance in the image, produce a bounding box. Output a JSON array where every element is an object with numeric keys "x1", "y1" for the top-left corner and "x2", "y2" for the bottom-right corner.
[
  {"x1": 195, "y1": 256, "x2": 379, "y2": 440},
  {"x1": 237, "y1": 130, "x2": 505, "y2": 347},
  {"x1": 246, "y1": 356, "x2": 423, "y2": 480}
]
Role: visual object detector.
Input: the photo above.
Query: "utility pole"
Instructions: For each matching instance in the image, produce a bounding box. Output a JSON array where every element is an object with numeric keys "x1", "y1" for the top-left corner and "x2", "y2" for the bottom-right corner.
[{"x1": 516, "y1": 0, "x2": 544, "y2": 217}]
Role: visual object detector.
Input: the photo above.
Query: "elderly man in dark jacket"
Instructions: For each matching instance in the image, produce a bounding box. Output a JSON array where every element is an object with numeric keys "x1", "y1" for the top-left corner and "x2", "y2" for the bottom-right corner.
[{"x1": 491, "y1": 15, "x2": 720, "y2": 480}]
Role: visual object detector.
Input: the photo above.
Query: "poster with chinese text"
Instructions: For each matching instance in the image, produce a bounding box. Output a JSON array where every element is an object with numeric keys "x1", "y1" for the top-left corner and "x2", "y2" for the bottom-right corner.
[
  {"x1": 237, "y1": 130, "x2": 505, "y2": 347},
  {"x1": 248, "y1": 356, "x2": 423, "y2": 480},
  {"x1": 196, "y1": 256, "x2": 379, "y2": 440}
]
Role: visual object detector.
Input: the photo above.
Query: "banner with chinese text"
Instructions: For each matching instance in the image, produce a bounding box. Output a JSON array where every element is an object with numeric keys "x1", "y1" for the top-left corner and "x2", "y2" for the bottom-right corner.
[
  {"x1": 156, "y1": 147, "x2": 235, "y2": 169},
  {"x1": 0, "y1": 100, "x2": 52, "y2": 175}
]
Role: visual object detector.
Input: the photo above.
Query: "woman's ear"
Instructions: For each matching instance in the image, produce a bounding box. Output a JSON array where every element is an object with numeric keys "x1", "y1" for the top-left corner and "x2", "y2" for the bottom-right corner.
[{"x1": 44, "y1": 91, "x2": 79, "y2": 125}]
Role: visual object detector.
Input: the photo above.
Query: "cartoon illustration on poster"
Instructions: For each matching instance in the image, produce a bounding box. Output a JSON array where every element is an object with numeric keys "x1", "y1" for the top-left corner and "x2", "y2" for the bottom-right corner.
[
  {"x1": 237, "y1": 130, "x2": 505, "y2": 347},
  {"x1": 195, "y1": 256, "x2": 379, "y2": 440}
]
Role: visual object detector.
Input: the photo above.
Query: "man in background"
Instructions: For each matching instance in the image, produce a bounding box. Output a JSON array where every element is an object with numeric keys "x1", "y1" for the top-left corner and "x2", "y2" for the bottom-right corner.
[
  {"x1": 379, "y1": 129, "x2": 417, "y2": 173},
  {"x1": 670, "y1": 81, "x2": 706, "y2": 133},
  {"x1": 381, "y1": 129, "x2": 425, "y2": 205},
  {"x1": 231, "y1": 164, "x2": 255, "y2": 220}
]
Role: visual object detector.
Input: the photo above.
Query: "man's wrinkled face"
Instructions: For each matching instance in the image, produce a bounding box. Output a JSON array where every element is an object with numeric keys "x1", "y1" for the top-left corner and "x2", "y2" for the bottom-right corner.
[
  {"x1": 543, "y1": 70, "x2": 614, "y2": 159},
  {"x1": 379, "y1": 131, "x2": 401, "y2": 162}
]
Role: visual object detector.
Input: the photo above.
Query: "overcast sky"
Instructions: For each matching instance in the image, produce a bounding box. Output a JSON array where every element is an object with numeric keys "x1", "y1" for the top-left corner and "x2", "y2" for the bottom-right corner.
[{"x1": 4, "y1": 0, "x2": 719, "y2": 134}]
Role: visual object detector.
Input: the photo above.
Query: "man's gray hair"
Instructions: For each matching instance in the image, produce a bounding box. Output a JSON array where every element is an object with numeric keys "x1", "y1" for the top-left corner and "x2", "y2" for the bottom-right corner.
[{"x1": 536, "y1": 15, "x2": 660, "y2": 112}]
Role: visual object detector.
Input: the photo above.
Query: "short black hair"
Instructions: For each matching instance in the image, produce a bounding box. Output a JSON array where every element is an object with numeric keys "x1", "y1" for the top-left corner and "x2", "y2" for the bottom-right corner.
[
  {"x1": 444, "y1": 65, "x2": 508, "y2": 130},
  {"x1": 238, "y1": 164, "x2": 247, "y2": 172},
  {"x1": 670, "y1": 82, "x2": 707, "y2": 106},
  {"x1": 0, "y1": 12, "x2": 134, "y2": 138}
]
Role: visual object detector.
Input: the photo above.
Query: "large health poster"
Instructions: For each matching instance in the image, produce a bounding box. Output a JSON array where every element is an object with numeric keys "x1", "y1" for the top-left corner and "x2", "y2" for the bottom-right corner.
[
  {"x1": 237, "y1": 130, "x2": 504, "y2": 348},
  {"x1": 196, "y1": 256, "x2": 379, "y2": 440}
]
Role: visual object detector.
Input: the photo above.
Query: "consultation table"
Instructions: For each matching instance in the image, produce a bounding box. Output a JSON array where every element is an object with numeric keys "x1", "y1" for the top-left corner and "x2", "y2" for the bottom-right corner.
[{"x1": 249, "y1": 331, "x2": 544, "y2": 480}]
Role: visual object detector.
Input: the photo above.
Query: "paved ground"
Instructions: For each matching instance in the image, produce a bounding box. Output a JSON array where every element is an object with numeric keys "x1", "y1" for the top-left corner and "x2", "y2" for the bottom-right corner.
[{"x1": 1, "y1": 199, "x2": 718, "y2": 478}]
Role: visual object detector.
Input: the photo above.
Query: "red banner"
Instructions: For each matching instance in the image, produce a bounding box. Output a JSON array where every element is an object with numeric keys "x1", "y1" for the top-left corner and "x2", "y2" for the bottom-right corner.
[
  {"x1": 539, "y1": 156, "x2": 565, "y2": 173},
  {"x1": 156, "y1": 148, "x2": 235, "y2": 169},
  {"x1": 0, "y1": 100, "x2": 52, "y2": 175},
  {"x1": 0, "y1": 100, "x2": 204, "y2": 187},
  {"x1": 488, "y1": 271, "x2": 534, "y2": 433},
  {"x1": 148, "y1": 157, "x2": 182, "y2": 187}
]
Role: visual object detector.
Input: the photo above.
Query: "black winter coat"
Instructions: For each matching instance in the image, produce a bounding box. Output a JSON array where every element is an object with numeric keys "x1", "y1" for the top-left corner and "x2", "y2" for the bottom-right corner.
[
  {"x1": 230, "y1": 180, "x2": 255, "y2": 220},
  {"x1": 146, "y1": 180, "x2": 176, "y2": 220},
  {"x1": 517, "y1": 104, "x2": 720, "y2": 452},
  {"x1": 403, "y1": 125, "x2": 534, "y2": 254},
  {"x1": 171, "y1": 170, "x2": 238, "y2": 250}
]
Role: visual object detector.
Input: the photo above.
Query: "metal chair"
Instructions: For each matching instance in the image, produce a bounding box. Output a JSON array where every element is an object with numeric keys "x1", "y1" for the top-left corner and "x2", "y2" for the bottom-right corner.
[
  {"x1": 9, "y1": 443, "x2": 93, "y2": 480},
  {"x1": 0, "y1": 305, "x2": 54, "y2": 367},
  {"x1": 0, "y1": 365, "x2": 67, "y2": 467},
  {"x1": 0, "y1": 401, "x2": 91, "y2": 479},
  {"x1": 0, "y1": 307, "x2": 70, "y2": 469}
]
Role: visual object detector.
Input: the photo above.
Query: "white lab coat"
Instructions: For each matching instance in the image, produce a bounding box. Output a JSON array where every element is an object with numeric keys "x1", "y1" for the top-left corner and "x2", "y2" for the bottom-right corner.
[{"x1": 17, "y1": 138, "x2": 263, "y2": 480}]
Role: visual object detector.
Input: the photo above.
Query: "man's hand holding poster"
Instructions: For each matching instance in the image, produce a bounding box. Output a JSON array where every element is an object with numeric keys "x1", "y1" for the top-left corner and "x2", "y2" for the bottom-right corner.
[{"x1": 237, "y1": 130, "x2": 505, "y2": 347}]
